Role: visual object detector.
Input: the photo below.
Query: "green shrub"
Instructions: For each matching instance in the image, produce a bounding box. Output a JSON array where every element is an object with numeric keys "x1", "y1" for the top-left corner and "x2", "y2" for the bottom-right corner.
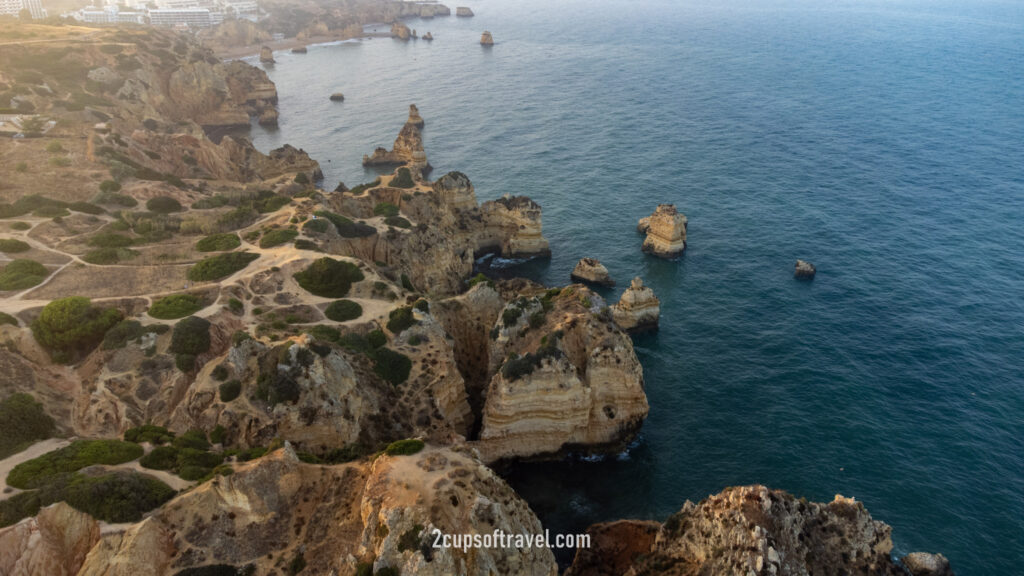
[
  {"x1": 219, "y1": 379, "x2": 242, "y2": 402},
  {"x1": 307, "y1": 325, "x2": 341, "y2": 343},
  {"x1": 367, "y1": 329, "x2": 387, "y2": 349},
  {"x1": 99, "y1": 180, "x2": 121, "y2": 193},
  {"x1": 0, "y1": 259, "x2": 49, "y2": 290},
  {"x1": 502, "y1": 307, "x2": 523, "y2": 327},
  {"x1": 303, "y1": 219, "x2": 329, "y2": 234},
  {"x1": 146, "y1": 196, "x2": 182, "y2": 213},
  {"x1": 236, "y1": 446, "x2": 267, "y2": 462},
  {"x1": 0, "y1": 491, "x2": 43, "y2": 528},
  {"x1": 312, "y1": 211, "x2": 376, "y2": 238},
  {"x1": 386, "y1": 307, "x2": 416, "y2": 334},
  {"x1": 31, "y1": 297, "x2": 122, "y2": 363},
  {"x1": 139, "y1": 445, "x2": 178, "y2": 470},
  {"x1": 7, "y1": 439, "x2": 144, "y2": 489},
  {"x1": 124, "y1": 424, "x2": 174, "y2": 445},
  {"x1": 211, "y1": 364, "x2": 229, "y2": 381},
  {"x1": 0, "y1": 311, "x2": 18, "y2": 326},
  {"x1": 62, "y1": 471, "x2": 175, "y2": 523},
  {"x1": 195, "y1": 233, "x2": 240, "y2": 252},
  {"x1": 293, "y1": 239, "x2": 320, "y2": 252},
  {"x1": 170, "y1": 316, "x2": 211, "y2": 358},
  {"x1": 372, "y1": 347, "x2": 412, "y2": 385},
  {"x1": 209, "y1": 425, "x2": 226, "y2": 445},
  {"x1": 83, "y1": 247, "x2": 138, "y2": 265},
  {"x1": 256, "y1": 195, "x2": 290, "y2": 213},
  {"x1": 177, "y1": 446, "x2": 222, "y2": 469},
  {"x1": 46, "y1": 141, "x2": 65, "y2": 153},
  {"x1": 384, "y1": 438, "x2": 424, "y2": 456},
  {"x1": 324, "y1": 299, "x2": 362, "y2": 322},
  {"x1": 188, "y1": 252, "x2": 259, "y2": 282},
  {"x1": 467, "y1": 273, "x2": 492, "y2": 288},
  {"x1": 385, "y1": 216, "x2": 411, "y2": 229},
  {"x1": 293, "y1": 172, "x2": 309, "y2": 185},
  {"x1": 149, "y1": 294, "x2": 203, "y2": 319},
  {"x1": 93, "y1": 191, "x2": 137, "y2": 207},
  {"x1": 413, "y1": 299, "x2": 429, "y2": 313},
  {"x1": 500, "y1": 332, "x2": 564, "y2": 381},
  {"x1": 88, "y1": 232, "x2": 134, "y2": 248},
  {"x1": 102, "y1": 319, "x2": 145, "y2": 349},
  {"x1": 390, "y1": 167, "x2": 415, "y2": 189},
  {"x1": 68, "y1": 201, "x2": 104, "y2": 215},
  {"x1": 173, "y1": 429, "x2": 210, "y2": 451},
  {"x1": 259, "y1": 228, "x2": 298, "y2": 249},
  {"x1": 0, "y1": 394, "x2": 54, "y2": 460},
  {"x1": 227, "y1": 298, "x2": 243, "y2": 314},
  {"x1": 9, "y1": 222, "x2": 30, "y2": 231},
  {"x1": 191, "y1": 195, "x2": 229, "y2": 209},
  {"x1": 293, "y1": 257, "x2": 364, "y2": 297},
  {"x1": 373, "y1": 202, "x2": 399, "y2": 218},
  {"x1": 0, "y1": 239, "x2": 30, "y2": 253}
]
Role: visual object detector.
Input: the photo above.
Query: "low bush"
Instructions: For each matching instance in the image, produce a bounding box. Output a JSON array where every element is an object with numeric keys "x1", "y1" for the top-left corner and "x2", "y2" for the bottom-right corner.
[
  {"x1": 293, "y1": 239, "x2": 320, "y2": 251},
  {"x1": 384, "y1": 438, "x2": 424, "y2": 456},
  {"x1": 227, "y1": 298, "x2": 243, "y2": 314},
  {"x1": 256, "y1": 195, "x2": 290, "y2": 213},
  {"x1": 172, "y1": 429, "x2": 210, "y2": 451},
  {"x1": 146, "y1": 196, "x2": 182, "y2": 214},
  {"x1": 385, "y1": 216, "x2": 411, "y2": 229},
  {"x1": 211, "y1": 364, "x2": 229, "y2": 381},
  {"x1": 31, "y1": 297, "x2": 122, "y2": 363},
  {"x1": 0, "y1": 311, "x2": 17, "y2": 326},
  {"x1": 386, "y1": 307, "x2": 416, "y2": 334},
  {"x1": 313, "y1": 210, "x2": 376, "y2": 238},
  {"x1": 124, "y1": 424, "x2": 174, "y2": 445},
  {"x1": 0, "y1": 394, "x2": 54, "y2": 460},
  {"x1": 293, "y1": 257, "x2": 364, "y2": 297},
  {"x1": 390, "y1": 167, "x2": 415, "y2": 189},
  {"x1": 9, "y1": 222, "x2": 30, "y2": 231},
  {"x1": 88, "y1": 232, "x2": 134, "y2": 248},
  {"x1": 62, "y1": 471, "x2": 175, "y2": 523},
  {"x1": 373, "y1": 202, "x2": 399, "y2": 218},
  {"x1": 303, "y1": 219, "x2": 329, "y2": 234},
  {"x1": 195, "y1": 233, "x2": 240, "y2": 252},
  {"x1": 68, "y1": 201, "x2": 104, "y2": 215},
  {"x1": 102, "y1": 319, "x2": 145, "y2": 349},
  {"x1": 93, "y1": 191, "x2": 137, "y2": 207},
  {"x1": 372, "y1": 347, "x2": 412, "y2": 385},
  {"x1": 0, "y1": 239, "x2": 30, "y2": 253},
  {"x1": 170, "y1": 316, "x2": 211, "y2": 356},
  {"x1": 7, "y1": 439, "x2": 144, "y2": 489},
  {"x1": 259, "y1": 228, "x2": 298, "y2": 249},
  {"x1": 191, "y1": 195, "x2": 229, "y2": 209},
  {"x1": 467, "y1": 272, "x2": 493, "y2": 288},
  {"x1": 149, "y1": 294, "x2": 203, "y2": 319},
  {"x1": 83, "y1": 247, "x2": 138, "y2": 264},
  {"x1": 188, "y1": 252, "x2": 259, "y2": 282},
  {"x1": 139, "y1": 445, "x2": 178, "y2": 470},
  {"x1": 219, "y1": 379, "x2": 241, "y2": 402},
  {"x1": 325, "y1": 299, "x2": 362, "y2": 322},
  {"x1": 0, "y1": 259, "x2": 49, "y2": 290}
]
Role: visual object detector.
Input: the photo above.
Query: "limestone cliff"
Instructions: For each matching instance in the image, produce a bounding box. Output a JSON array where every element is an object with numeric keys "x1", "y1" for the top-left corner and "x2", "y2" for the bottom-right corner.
[
  {"x1": 433, "y1": 170, "x2": 477, "y2": 210},
  {"x1": 612, "y1": 277, "x2": 660, "y2": 332},
  {"x1": 567, "y1": 485, "x2": 953, "y2": 576},
  {"x1": 479, "y1": 196, "x2": 552, "y2": 258},
  {"x1": 363, "y1": 104, "x2": 431, "y2": 177},
  {"x1": 638, "y1": 203, "x2": 687, "y2": 257},
  {"x1": 76, "y1": 444, "x2": 558, "y2": 576},
  {"x1": 0, "y1": 503, "x2": 100, "y2": 576},
  {"x1": 571, "y1": 257, "x2": 614, "y2": 286}
]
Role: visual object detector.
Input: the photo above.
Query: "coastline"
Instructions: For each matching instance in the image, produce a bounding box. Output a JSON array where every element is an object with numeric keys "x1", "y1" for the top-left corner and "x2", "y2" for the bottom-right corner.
[{"x1": 214, "y1": 30, "x2": 392, "y2": 60}]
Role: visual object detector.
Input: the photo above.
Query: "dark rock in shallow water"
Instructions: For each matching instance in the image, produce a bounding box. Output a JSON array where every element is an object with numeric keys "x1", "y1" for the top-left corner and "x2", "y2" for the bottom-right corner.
[
  {"x1": 329, "y1": 92, "x2": 345, "y2": 102},
  {"x1": 795, "y1": 259, "x2": 816, "y2": 278},
  {"x1": 903, "y1": 553, "x2": 955, "y2": 576},
  {"x1": 291, "y1": 46, "x2": 307, "y2": 54}
]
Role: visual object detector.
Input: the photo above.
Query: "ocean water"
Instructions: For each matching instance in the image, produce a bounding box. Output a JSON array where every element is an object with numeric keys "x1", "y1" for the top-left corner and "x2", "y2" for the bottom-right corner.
[{"x1": 246, "y1": 0, "x2": 1024, "y2": 573}]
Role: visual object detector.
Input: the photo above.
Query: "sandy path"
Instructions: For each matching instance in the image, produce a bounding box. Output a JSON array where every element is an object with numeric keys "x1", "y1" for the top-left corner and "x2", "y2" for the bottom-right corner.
[{"x1": 0, "y1": 438, "x2": 71, "y2": 500}]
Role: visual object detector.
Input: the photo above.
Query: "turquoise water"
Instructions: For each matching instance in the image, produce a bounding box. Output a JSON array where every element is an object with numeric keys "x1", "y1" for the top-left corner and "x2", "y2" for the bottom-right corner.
[{"x1": 247, "y1": 1, "x2": 1024, "y2": 572}]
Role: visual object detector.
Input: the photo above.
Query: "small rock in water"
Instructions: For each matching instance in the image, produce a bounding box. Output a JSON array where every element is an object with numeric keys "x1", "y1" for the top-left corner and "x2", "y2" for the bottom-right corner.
[
  {"x1": 794, "y1": 259, "x2": 816, "y2": 278},
  {"x1": 902, "y1": 552, "x2": 955, "y2": 576},
  {"x1": 329, "y1": 92, "x2": 345, "y2": 102},
  {"x1": 481, "y1": 31, "x2": 494, "y2": 45}
]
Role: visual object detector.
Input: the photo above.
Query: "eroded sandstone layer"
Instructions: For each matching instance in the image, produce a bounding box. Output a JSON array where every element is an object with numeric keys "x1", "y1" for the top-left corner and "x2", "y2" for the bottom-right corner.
[
  {"x1": 612, "y1": 277, "x2": 660, "y2": 332},
  {"x1": 639, "y1": 203, "x2": 688, "y2": 258}
]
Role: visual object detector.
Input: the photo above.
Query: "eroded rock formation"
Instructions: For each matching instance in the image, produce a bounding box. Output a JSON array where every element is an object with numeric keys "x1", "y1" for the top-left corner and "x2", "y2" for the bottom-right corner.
[
  {"x1": 363, "y1": 104, "x2": 431, "y2": 177},
  {"x1": 638, "y1": 203, "x2": 687, "y2": 258},
  {"x1": 0, "y1": 503, "x2": 100, "y2": 576},
  {"x1": 391, "y1": 21, "x2": 412, "y2": 40},
  {"x1": 479, "y1": 196, "x2": 551, "y2": 257},
  {"x1": 571, "y1": 257, "x2": 614, "y2": 286},
  {"x1": 456, "y1": 6, "x2": 474, "y2": 17},
  {"x1": 795, "y1": 259, "x2": 816, "y2": 278},
  {"x1": 259, "y1": 45, "x2": 275, "y2": 63},
  {"x1": 568, "y1": 485, "x2": 952, "y2": 576},
  {"x1": 433, "y1": 170, "x2": 476, "y2": 210},
  {"x1": 612, "y1": 277, "x2": 660, "y2": 332},
  {"x1": 481, "y1": 31, "x2": 494, "y2": 45}
]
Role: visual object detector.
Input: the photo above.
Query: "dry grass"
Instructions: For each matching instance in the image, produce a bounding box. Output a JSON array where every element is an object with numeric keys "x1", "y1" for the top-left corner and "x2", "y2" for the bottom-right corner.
[{"x1": 26, "y1": 262, "x2": 190, "y2": 299}]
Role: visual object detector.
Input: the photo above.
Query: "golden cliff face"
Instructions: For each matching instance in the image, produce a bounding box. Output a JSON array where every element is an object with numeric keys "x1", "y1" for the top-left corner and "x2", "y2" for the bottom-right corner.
[
  {"x1": 612, "y1": 277, "x2": 661, "y2": 332},
  {"x1": 0, "y1": 502, "x2": 100, "y2": 576},
  {"x1": 479, "y1": 196, "x2": 552, "y2": 258},
  {"x1": 638, "y1": 203, "x2": 688, "y2": 257}
]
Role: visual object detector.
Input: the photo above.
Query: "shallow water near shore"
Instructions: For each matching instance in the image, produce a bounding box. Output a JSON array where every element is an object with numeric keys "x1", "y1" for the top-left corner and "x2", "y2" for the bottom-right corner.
[{"x1": 247, "y1": 0, "x2": 1024, "y2": 572}]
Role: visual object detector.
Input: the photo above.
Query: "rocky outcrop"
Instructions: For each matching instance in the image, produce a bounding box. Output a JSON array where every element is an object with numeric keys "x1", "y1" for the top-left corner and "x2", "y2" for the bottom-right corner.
[
  {"x1": 903, "y1": 553, "x2": 955, "y2": 576},
  {"x1": 257, "y1": 107, "x2": 278, "y2": 126},
  {"x1": 77, "y1": 444, "x2": 557, "y2": 576},
  {"x1": 391, "y1": 21, "x2": 412, "y2": 40},
  {"x1": 291, "y1": 46, "x2": 307, "y2": 54},
  {"x1": 571, "y1": 257, "x2": 614, "y2": 286},
  {"x1": 612, "y1": 277, "x2": 660, "y2": 332},
  {"x1": 259, "y1": 45, "x2": 274, "y2": 63},
  {"x1": 479, "y1": 196, "x2": 551, "y2": 257},
  {"x1": 423, "y1": 31, "x2": 434, "y2": 41},
  {"x1": 0, "y1": 502, "x2": 100, "y2": 576},
  {"x1": 456, "y1": 6, "x2": 474, "y2": 16},
  {"x1": 795, "y1": 259, "x2": 816, "y2": 278},
  {"x1": 363, "y1": 104, "x2": 430, "y2": 177},
  {"x1": 475, "y1": 285, "x2": 648, "y2": 462},
  {"x1": 330, "y1": 92, "x2": 345, "y2": 101},
  {"x1": 481, "y1": 31, "x2": 494, "y2": 45},
  {"x1": 433, "y1": 170, "x2": 476, "y2": 209},
  {"x1": 563, "y1": 520, "x2": 661, "y2": 576},
  {"x1": 569, "y1": 485, "x2": 936, "y2": 576},
  {"x1": 638, "y1": 203, "x2": 687, "y2": 258}
]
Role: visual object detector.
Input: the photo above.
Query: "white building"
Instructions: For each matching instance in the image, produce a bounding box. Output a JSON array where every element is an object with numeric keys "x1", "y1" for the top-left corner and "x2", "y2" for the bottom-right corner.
[
  {"x1": 148, "y1": 8, "x2": 213, "y2": 27},
  {"x1": 0, "y1": 0, "x2": 46, "y2": 18}
]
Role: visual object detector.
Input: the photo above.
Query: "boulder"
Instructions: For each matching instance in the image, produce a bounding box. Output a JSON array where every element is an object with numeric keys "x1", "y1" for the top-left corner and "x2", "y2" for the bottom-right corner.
[
  {"x1": 423, "y1": 31, "x2": 434, "y2": 41},
  {"x1": 291, "y1": 46, "x2": 307, "y2": 54},
  {"x1": 390, "y1": 21, "x2": 411, "y2": 40},
  {"x1": 795, "y1": 259, "x2": 816, "y2": 278},
  {"x1": 480, "y1": 31, "x2": 494, "y2": 45},
  {"x1": 638, "y1": 204, "x2": 687, "y2": 258},
  {"x1": 456, "y1": 6, "x2": 474, "y2": 16},
  {"x1": 612, "y1": 277, "x2": 659, "y2": 332},
  {"x1": 329, "y1": 92, "x2": 345, "y2": 101},
  {"x1": 903, "y1": 553, "x2": 955, "y2": 576},
  {"x1": 258, "y1": 45, "x2": 274, "y2": 63},
  {"x1": 570, "y1": 257, "x2": 614, "y2": 286}
]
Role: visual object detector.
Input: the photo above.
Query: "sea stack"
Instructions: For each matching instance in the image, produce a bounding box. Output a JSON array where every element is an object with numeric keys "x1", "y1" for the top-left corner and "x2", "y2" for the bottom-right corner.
[
  {"x1": 456, "y1": 6, "x2": 474, "y2": 17},
  {"x1": 481, "y1": 31, "x2": 494, "y2": 45},
  {"x1": 433, "y1": 171, "x2": 476, "y2": 209},
  {"x1": 423, "y1": 31, "x2": 434, "y2": 41},
  {"x1": 291, "y1": 46, "x2": 307, "y2": 54},
  {"x1": 257, "y1": 108, "x2": 278, "y2": 126},
  {"x1": 638, "y1": 204, "x2": 687, "y2": 258},
  {"x1": 259, "y1": 45, "x2": 275, "y2": 63},
  {"x1": 407, "y1": 103, "x2": 425, "y2": 128},
  {"x1": 571, "y1": 258, "x2": 614, "y2": 286},
  {"x1": 329, "y1": 92, "x2": 345, "y2": 102},
  {"x1": 390, "y1": 21, "x2": 411, "y2": 40},
  {"x1": 612, "y1": 277, "x2": 660, "y2": 332},
  {"x1": 795, "y1": 259, "x2": 816, "y2": 278},
  {"x1": 362, "y1": 104, "x2": 430, "y2": 177}
]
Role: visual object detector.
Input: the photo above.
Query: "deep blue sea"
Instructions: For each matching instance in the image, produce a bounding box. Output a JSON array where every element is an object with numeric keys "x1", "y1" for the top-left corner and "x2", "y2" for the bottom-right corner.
[{"x1": 245, "y1": 1, "x2": 1024, "y2": 572}]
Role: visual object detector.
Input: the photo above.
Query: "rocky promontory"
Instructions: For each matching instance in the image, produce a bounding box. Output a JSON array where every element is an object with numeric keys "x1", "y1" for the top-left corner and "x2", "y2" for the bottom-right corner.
[
  {"x1": 570, "y1": 257, "x2": 614, "y2": 286},
  {"x1": 568, "y1": 485, "x2": 954, "y2": 576},
  {"x1": 639, "y1": 203, "x2": 688, "y2": 258},
  {"x1": 363, "y1": 104, "x2": 431, "y2": 177},
  {"x1": 612, "y1": 277, "x2": 660, "y2": 332}
]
